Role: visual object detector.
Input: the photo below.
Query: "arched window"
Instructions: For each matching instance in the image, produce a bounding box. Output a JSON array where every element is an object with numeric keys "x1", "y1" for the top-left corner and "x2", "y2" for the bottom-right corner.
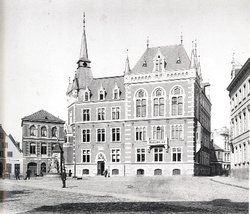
[
  {"x1": 173, "y1": 169, "x2": 181, "y2": 175},
  {"x1": 51, "y1": 127, "x2": 57, "y2": 137},
  {"x1": 137, "y1": 169, "x2": 144, "y2": 175},
  {"x1": 135, "y1": 89, "x2": 147, "y2": 117},
  {"x1": 153, "y1": 88, "x2": 165, "y2": 117},
  {"x1": 153, "y1": 126, "x2": 164, "y2": 140},
  {"x1": 154, "y1": 169, "x2": 162, "y2": 175},
  {"x1": 30, "y1": 125, "x2": 36, "y2": 136},
  {"x1": 112, "y1": 169, "x2": 119, "y2": 175},
  {"x1": 85, "y1": 91, "x2": 89, "y2": 101},
  {"x1": 41, "y1": 126, "x2": 47, "y2": 137},
  {"x1": 99, "y1": 90, "x2": 105, "y2": 100},
  {"x1": 171, "y1": 86, "x2": 184, "y2": 116},
  {"x1": 82, "y1": 169, "x2": 89, "y2": 175}
]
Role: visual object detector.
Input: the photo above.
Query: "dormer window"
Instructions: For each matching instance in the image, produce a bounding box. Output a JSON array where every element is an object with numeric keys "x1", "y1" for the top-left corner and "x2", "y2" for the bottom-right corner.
[
  {"x1": 153, "y1": 49, "x2": 165, "y2": 72},
  {"x1": 113, "y1": 84, "x2": 120, "y2": 100},
  {"x1": 99, "y1": 86, "x2": 106, "y2": 101},
  {"x1": 84, "y1": 88, "x2": 90, "y2": 102},
  {"x1": 142, "y1": 57, "x2": 147, "y2": 67}
]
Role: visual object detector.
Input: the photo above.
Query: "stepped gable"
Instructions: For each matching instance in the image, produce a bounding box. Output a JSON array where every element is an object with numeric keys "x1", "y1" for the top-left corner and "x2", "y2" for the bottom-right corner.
[
  {"x1": 131, "y1": 44, "x2": 191, "y2": 74},
  {"x1": 89, "y1": 76, "x2": 125, "y2": 101},
  {"x1": 22, "y1": 110, "x2": 65, "y2": 124}
]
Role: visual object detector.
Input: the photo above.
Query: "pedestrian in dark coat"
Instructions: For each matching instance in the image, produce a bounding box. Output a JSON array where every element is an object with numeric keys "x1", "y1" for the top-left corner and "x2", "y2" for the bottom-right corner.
[
  {"x1": 25, "y1": 168, "x2": 31, "y2": 180},
  {"x1": 61, "y1": 171, "x2": 67, "y2": 188},
  {"x1": 15, "y1": 169, "x2": 20, "y2": 180}
]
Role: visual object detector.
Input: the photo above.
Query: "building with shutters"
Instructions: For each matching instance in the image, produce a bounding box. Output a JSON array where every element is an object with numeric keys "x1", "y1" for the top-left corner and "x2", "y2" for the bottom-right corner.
[
  {"x1": 21, "y1": 110, "x2": 65, "y2": 177},
  {"x1": 65, "y1": 16, "x2": 212, "y2": 177},
  {"x1": 227, "y1": 58, "x2": 250, "y2": 179}
]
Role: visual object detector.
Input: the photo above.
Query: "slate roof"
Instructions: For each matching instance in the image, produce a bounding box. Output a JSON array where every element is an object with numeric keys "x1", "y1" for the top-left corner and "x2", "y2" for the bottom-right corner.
[
  {"x1": 89, "y1": 76, "x2": 125, "y2": 101},
  {"x1": 22, "y1": 110, "x2": 65, "y2": 124},
  {"x1": 131, "y1": 44, "x2": 191, "y2": 74},
  {"x1": 9, "y1": 134, "x2": 22, "y2": 153}
]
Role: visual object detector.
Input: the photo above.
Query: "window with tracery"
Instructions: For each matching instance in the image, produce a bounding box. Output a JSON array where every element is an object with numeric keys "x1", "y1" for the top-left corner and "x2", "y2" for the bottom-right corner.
[
  {"x1": 135, "y1": 89, "x2": 147, "y2": 117},
  {"x1": 171, "y1": 86, "x2": 184, "y2": 116},
  {"x1": 153, "y1": 88, "x2": 165, "y2": 117}
]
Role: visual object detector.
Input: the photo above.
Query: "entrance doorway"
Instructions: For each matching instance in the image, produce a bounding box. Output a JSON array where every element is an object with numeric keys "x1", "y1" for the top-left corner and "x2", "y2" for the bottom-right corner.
[
  {"x1": 27, "y1": 162, "x2": 37, "y2": 177},
  {"x1": 97, "y1": 161, "x2": 105, "y2": 175}
]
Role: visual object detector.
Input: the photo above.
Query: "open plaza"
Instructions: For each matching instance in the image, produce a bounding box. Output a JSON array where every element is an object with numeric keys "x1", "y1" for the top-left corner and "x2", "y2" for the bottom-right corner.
[{"x1": 0, "y1": 176, "x2": 248, "y2": 213}]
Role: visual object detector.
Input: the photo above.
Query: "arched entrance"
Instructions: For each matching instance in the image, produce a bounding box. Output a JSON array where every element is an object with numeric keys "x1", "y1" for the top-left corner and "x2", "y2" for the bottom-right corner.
[
  {"x1": 95, "y1": 152, "x2": 106, "y2": 175},
  {"x1": 27, "y1": 162, "x2": 37, "y2": 177},
  {"x1": 41, "y1": 162, "x2": 46, "y2": 175}
]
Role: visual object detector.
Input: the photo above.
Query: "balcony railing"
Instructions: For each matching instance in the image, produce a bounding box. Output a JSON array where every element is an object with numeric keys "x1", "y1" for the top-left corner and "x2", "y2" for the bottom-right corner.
[{"x1": 147, "y1": 138, "x2": 169, "y2": 152}]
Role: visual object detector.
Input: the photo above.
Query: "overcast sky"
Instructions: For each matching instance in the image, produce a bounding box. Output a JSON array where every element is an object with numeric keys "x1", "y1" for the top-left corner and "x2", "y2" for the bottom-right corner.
[{"x1": 1, "y1": 0, "x2": 250, "y2": 141}]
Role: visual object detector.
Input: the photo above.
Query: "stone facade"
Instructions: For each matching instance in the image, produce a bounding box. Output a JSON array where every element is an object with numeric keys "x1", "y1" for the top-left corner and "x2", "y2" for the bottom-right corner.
[
  {"x1": 227, "y1": 58, "x2": 250, "y2": 179},
  {"x1": 65, "y1": 17, "x2": 212, "y2": 177},
  {"x1": 21, "y1": 110, "x2": 65, "y2": 177}
]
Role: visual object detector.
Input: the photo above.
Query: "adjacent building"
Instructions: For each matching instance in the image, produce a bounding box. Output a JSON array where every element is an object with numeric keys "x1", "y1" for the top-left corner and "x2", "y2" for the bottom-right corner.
[
  {"x1": 21, "y1": 110, "x2": 65, "y2": 177},
  {"x1": 227, "y1": 58, "x2": 250, "y2": 179},
  {"x1": 65, "y1": 17, "x2": 212, "y2": 177},
  {"x1": 0, "y1": 125, "x2": 23, "y2": 178},
  {"x1": 210, "y1": 127, "x2": 230, "y2": 175}
]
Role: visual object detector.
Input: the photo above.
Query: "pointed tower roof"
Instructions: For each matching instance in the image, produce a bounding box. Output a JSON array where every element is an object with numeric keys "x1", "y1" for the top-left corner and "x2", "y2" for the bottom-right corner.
[
  {"x1": 124, "y1": 49, "x2": 131, "y2": 75},
  {"x1": 78, "y1": 12, "x2": 90, "y2": 63}
]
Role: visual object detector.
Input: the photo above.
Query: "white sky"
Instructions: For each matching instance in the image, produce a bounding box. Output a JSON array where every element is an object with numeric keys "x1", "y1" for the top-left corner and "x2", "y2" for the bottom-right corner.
[{"x1": 1, "y1": 0, "x2": 250, "y2": 141}]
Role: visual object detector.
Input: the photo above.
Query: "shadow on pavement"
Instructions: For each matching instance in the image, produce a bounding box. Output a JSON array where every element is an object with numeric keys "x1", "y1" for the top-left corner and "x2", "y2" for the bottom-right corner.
[
  {"x1": 0, "y1": 190, "x2": 31, "y2": 202},
  {"x1": 23, "y1": 199, "x2": 248, "y2": 213}
]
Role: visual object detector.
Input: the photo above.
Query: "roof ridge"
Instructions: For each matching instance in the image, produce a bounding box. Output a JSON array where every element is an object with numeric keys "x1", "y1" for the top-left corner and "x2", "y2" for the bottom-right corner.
[{"x1": 93, "y1": 75, "x2": 124, "y2": 80}]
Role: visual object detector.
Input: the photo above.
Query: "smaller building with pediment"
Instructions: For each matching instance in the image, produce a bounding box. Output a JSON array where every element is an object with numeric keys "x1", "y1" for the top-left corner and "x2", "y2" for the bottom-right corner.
[{"x1": 21, "y1": 110, "x2": 65, "y2": 176}]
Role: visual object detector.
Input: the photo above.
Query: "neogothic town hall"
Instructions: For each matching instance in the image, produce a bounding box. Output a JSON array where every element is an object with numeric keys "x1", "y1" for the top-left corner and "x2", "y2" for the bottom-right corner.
[{"x1": 64, "y1": 15, "x2": 211, "y2": 177}]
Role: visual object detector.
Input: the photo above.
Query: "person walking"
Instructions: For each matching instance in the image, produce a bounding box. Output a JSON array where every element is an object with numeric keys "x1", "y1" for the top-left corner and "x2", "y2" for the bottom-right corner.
[
  {"x1": 25, "y1": 168, "x2": 31, "y2": 180},
  {"x1": 15, "y1": 169, "x2": 20, "y2": 180},
  {"x1": 61, "y1": 170, "x2": 67, "y2": 188}
]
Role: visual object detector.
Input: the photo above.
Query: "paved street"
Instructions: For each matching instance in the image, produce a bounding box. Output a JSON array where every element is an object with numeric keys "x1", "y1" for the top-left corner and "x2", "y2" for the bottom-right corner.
[{"x1": 0, "y1": 176, "x2": 248, "y2": 213}]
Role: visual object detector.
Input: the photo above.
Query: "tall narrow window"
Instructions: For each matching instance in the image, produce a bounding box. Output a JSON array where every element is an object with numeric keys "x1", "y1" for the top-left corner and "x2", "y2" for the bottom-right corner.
[
  {"x1": 172, "y1": 147, "x2": 182, "y2": 162},
  {"x1": 111, "y1": 149, "x2": 120, "y2": 162},
  {"x1": 112, "y1": 107, "x2": 120, "y2": 120},
  {"x1": 112, "y1": 128, "x2": 121, "y2": 142},
  {"x1": 51, "y1": 127, "x2": 57, "y2": 137},
  {"x1": 41, "y1": 143, "x2": 47, "y2": 155},
  {"x1": 154, "y1": 53, "x2": 165, "y2": 72},
  {"x1": 136, "y1": 148, "x2": 145, "y2": 162},
  {"x1": 171, "y1": 86, "x2": 184, "y2": 116},
  {"x1": 171, "y1": 125, "x2": 184, "y2": 140},
  {"x1": 97, "y1": 108, "x2": 105, "y2": 120},
  {"x1": 82, "y1": 150, "x2": 91, "y2": 163},
  {"x1": 97, "y1": 129, "x2": 105, "y2": 142},
  {"x1": 85, "y1": 91, "x2": 89, "y2": 101},
  {"x1": 153, "y1": 126, "x2": 164, "y2": 140},
  {"x1": 41, "y1": 126, "x2": 47, "y2": 137},
  {"x1": 99, "y1": 89, "x2": 105, "y2": 101},
  {"x1": 153, "y1": 88, "x2": 165, "y2": 117},
  {"x1": 135, "y1": 89, "x2": 147, "y2": 117},
  {"x1": 30, "y1": 125, "x2": 36, "y2": 136},
  {"x1": 135, "y1": 127, "x2": 146, "y2": 141},
  {"x1": 30, "y1": 143, "x2": 36, "y2": 155},
  {"x1": 83, "y1": 109, "x2": 90, "y2": 121},
  {"x1": 154, "y1": 148, "x2": 163, "y2": 162},
  {"x1": 82, "y1": 129, "x2": 91, "y2": 142}
]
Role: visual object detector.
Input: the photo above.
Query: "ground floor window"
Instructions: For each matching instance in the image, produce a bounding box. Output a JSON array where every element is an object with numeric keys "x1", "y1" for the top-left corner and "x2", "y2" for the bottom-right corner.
[
  {"x1": 173, "y1": 169, "x2": 181, "y2": 175},
  {"x1": 6, "y1": 163, "x2": 12, "y2": 173},
  {"x1": 137, "y1": 169, "x2": 144, "y2": 175},
  {"x1": 112, "y1": 169, "x2": 119, "y2": 175},
  {"x1": 154, "y1": 169, "x2": 162, "y2": 175},
  {"x1": 83, "y1": 169, "x2": 89, "y2": 175},
  {"x1": 82, "y1": 150, "x2": 91, "y2": 163}
]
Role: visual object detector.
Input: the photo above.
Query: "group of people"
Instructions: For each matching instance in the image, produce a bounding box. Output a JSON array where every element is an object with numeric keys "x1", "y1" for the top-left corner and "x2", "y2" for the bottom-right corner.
[{"x1": 14, "y1": 168, "x2": 32, "y2": 180}]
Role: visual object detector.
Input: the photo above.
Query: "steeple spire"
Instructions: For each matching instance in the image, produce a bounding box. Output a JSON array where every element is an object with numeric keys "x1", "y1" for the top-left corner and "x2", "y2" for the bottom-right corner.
[
  {"x1": 124, "y1": 49, "x2": 131, "y2": 75},
  {"x1": 79, "y1": 12, "x2": 90, "y2": 63},
  {"x1": 180, "y1": 32, "x2": 183, "y2": 45}
]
